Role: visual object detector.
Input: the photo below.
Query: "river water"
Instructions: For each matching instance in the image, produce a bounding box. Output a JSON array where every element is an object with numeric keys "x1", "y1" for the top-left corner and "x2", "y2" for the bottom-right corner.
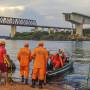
[{"x1": 4, "y1": 40, "x2": 90, "y2": 89}]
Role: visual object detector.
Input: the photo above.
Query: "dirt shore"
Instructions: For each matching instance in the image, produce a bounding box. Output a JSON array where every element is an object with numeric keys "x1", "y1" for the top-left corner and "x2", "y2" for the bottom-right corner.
[{"x1": 0, "y1": 82, "x2": 67, "y2": 90}]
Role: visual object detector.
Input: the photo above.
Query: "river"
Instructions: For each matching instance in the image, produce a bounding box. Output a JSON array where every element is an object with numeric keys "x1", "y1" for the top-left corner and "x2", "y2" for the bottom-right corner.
[{"x1": 4, "y1": 40, "x2": 90, "y2": 89}]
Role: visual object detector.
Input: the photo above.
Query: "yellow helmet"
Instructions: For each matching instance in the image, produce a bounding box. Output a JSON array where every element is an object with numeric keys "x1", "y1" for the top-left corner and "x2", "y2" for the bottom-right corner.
[
  {"x1": 24, "y1": 41, "x2": 29, "y2": 47},
  {"x1": 61, "y1": 48, "x2": 64, "y2": 52},
  {"x1": 1, "y1": 41, "x2": 5, "y2": 45},
  {"x1": 0, "y1": 40, "x2": 5, "y2": 45},
  {"x1": 38, "y1": 40, "x2": 44, "y2": 46}
]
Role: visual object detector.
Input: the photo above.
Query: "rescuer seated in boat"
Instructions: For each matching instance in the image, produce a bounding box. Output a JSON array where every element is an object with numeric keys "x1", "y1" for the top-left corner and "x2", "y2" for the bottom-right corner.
[
  {"x1": 58, "y1": 49, "x2": 67, "y2": 64},
  {"x1": 49, "y1": 51, "x2": 64, "y2": 70}
]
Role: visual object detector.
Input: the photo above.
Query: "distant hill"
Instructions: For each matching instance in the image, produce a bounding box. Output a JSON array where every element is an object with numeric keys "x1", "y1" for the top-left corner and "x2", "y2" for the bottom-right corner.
[{"x1": 0, "y1": 36, "x2": 10, "y2": 39}]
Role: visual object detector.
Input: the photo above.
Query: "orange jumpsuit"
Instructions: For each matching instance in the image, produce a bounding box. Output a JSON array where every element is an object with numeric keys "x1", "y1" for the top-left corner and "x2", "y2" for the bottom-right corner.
[
  {"x1": 32, "y1": 47, "x2": 48, "y2": 81},
  {"x1": 17, "y1": 47, "x2": 31, "y2": 79}
]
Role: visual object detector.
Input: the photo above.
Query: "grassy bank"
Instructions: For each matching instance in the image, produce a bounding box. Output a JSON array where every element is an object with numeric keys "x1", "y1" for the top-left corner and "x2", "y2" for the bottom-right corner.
[
  {"x1": 11, "y1": 31, "x2": 72, "y2": 40},
  {"x1": 11, "y1": 29, "x2": 90, "y2": 41}
]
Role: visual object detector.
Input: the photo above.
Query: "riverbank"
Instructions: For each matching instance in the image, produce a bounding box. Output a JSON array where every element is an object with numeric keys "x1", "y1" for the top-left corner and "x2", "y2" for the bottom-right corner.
[
  {"x1": 0, "y1": 82, "x2": 69, "y2": 90},
  {"x1": 11, "y1": 31, "x2": 90, "y2": 41},
  {"x1": 11, "y1": 31, "x2": 71, "y2": 40}
]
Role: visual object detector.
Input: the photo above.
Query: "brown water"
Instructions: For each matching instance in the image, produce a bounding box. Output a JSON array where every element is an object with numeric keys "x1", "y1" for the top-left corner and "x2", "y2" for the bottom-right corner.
[{"x1": 4, "y1": 40, "x2": 90, "y2": 89}]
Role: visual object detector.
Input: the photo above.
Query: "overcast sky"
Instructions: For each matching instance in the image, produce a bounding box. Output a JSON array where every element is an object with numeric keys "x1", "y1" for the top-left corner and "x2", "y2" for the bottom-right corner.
[{"x1": 0, "y1": 0, "x2": 90, "y2": 35}]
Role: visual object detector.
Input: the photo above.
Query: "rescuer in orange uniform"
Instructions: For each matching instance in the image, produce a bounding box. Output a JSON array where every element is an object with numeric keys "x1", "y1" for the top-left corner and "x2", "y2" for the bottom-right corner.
[
  {"x1": 31, "y1": 41, "x2": 48, "y2": 88},
  {"x1": 17, "y1": 42, "x2": 31, "y2": 84}
]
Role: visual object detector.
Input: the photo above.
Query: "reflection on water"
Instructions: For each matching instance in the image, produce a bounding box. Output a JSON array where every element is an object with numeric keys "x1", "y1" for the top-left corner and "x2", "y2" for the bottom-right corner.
[
  {"x1": 4, "y1": 40, "x2": 90, "y2": 88},
  {"x1": 65, "y1": 41, "x2": 90, "y2": 89}
]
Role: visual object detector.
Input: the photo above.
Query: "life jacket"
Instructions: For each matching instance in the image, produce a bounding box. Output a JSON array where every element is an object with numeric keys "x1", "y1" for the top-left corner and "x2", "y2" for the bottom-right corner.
[
  {"x1": 50, "y1": 53, "x2": 64, "y2": 68},
  {"x1": 0, "y1": 46, "x2": 6, "y2": 64},
  {"x1": 3, "y1": 55, "x2": 10, "y2": 65}
]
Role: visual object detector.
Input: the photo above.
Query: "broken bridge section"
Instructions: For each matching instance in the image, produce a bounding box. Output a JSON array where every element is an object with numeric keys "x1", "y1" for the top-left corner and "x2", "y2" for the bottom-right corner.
[{"x1": 63, "y1": 12, "x2": 90, "y2": 37}]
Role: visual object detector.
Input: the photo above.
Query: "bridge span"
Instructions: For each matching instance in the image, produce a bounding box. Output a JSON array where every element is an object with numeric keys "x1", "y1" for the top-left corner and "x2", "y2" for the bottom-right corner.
[{"x1": 63, "y1": 12, "x2": 90, "y2": 37}]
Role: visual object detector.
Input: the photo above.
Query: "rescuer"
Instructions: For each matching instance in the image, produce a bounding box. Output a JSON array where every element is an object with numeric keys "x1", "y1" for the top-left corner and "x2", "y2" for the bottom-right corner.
[
  {"x1": 0, "y1": 40, "x2": 9, "y2": 85},
  {"x1": 17, "y1": 41, "x2": 31, "y2": 84},
  {"x1": 50, "y1": 49, "x2": 64, "y2": 69},
  {"x1": 31, "y1": 41, "x2": 48, "y2": 88}
]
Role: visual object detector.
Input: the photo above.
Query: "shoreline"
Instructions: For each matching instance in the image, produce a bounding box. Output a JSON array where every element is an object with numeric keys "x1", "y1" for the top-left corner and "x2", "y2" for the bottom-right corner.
[
  {"x1": 0, "y1": 82, "x2": 67, "y2": 90},
  {"x1": 10, "y1": 31, "x2": 90, "y2": 41},
  {"x1": 10, "y1": 38, "x2": 90, "y2": 41}
]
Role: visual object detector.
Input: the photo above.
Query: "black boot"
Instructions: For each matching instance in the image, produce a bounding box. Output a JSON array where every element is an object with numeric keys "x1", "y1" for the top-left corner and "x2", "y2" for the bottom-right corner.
[
  {"x1": 39, "y1": 80, "x2": 44, "y2": 89},
  {"x1": 25, "y1": 79, "x2": 28, "y2": 84},
  {"x1": 31, "y1": 79, "x2": 36, "y2": 88},
  {"x1": 21, "y1": 76, "x2": 24, "y2": 82}
]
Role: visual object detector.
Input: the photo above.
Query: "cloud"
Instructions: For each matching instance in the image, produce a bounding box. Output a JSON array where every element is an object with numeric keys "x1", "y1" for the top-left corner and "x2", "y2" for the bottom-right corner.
[{"x1": 0, "y1": 6, "x2": 25, "y2": 12}]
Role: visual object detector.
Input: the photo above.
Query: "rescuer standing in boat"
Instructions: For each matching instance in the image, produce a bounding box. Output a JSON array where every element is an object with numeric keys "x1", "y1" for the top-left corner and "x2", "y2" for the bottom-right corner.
[
  {"x1": 17, "y1": 41, "x2": 31, "y2": 84},
  {"x1": 31, "y1": 41, "x2": 48, "y2": 88}
]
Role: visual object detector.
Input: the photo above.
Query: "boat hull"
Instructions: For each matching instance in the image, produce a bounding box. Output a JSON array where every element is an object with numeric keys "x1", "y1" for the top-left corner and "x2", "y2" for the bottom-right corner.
[{"x1": 46, "y1": 60, "x2": 73, "y2": 78}]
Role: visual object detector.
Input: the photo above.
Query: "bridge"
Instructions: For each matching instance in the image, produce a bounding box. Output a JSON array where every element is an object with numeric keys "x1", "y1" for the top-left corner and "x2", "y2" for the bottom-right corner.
[
  {"x1": 63, "y1": 12, "x2": 90, "y2": 36},
  {"x1": 0, "y1": 16, "x2": 73, "y2": 38}
]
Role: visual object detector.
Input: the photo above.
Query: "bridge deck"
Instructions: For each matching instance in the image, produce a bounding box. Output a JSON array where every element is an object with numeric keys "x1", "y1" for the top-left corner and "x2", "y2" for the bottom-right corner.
[{"x1": 0, "y1": 16, "x2": 73, "y2": 30}]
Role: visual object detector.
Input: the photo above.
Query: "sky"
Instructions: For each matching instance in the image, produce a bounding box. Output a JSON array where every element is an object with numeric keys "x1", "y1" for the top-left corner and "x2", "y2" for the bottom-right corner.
[{"x1": 0, "y1": 0, "x2": 90, "y2": 36}]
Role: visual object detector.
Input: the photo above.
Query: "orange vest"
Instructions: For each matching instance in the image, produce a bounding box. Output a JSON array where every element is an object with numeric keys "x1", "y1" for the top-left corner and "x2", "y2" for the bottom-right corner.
[
  {"x1": 50, "y1": 53, "x2": 64, "y2": 67},
  {"x1": 32, "y1": 47, "x2": 48, "y2": 69},
  {"x1": 17, "y1": 47, "x2": 31, "y2": 66}
]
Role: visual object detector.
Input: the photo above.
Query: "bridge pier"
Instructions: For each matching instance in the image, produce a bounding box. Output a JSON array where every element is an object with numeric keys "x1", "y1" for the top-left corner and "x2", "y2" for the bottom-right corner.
[
  {"x1": 11, "y1": 25, "x2": 16, "y2": 38},
  {"x1": 75, "y1": 24, "x2": 83, "y2": 36},
  {"x1": 71, "y1": 30, "x2": 73, "y2": 35},
  {"x1": 48, "y1": 28, "x2": 52, "y2": 35},
  {"x1": 53, "y1": 28, "x2": 57, "y2": 34},
  {"x1": 48, "y1": 28, "x2": 55, "y2": 35},
  {"x1": 33, "y1": 27, "x2": 44, "y2": 32},
  {"x1": 37, "y1": 27, "x2": 44, "y2": 31}
]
